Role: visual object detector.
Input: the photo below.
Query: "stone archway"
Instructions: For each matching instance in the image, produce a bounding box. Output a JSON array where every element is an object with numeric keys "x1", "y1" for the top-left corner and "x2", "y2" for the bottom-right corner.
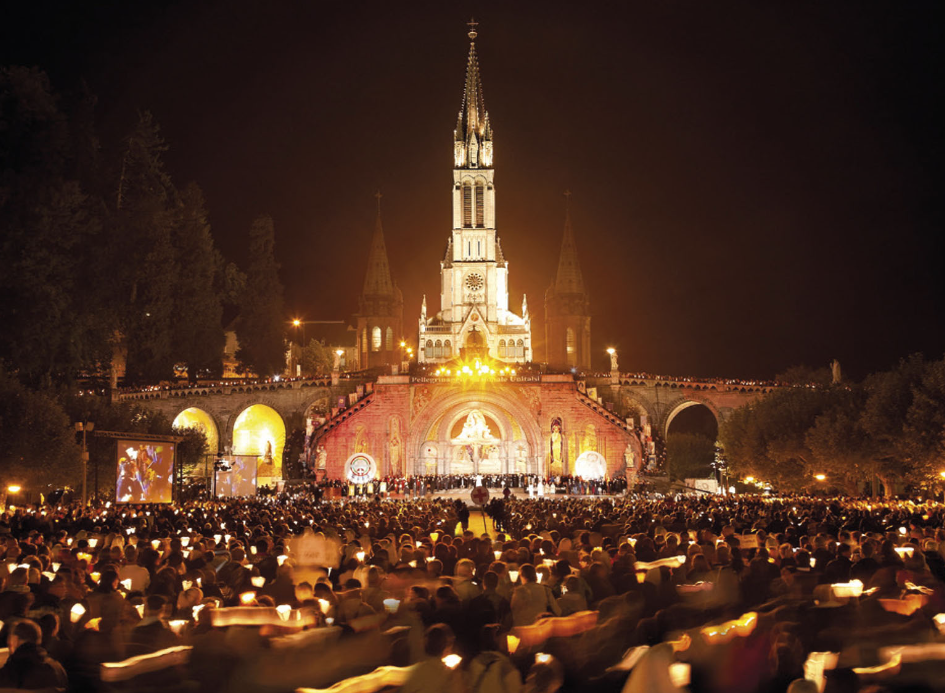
[
  {"x1": 408, "y1": 388, "x2": 543, "y2": 476},
  {"x1": 663, "y1": 399, "x2": 721, "y2": 439},
  {"x1": 171, "y1": 407, "x2": 220, "y2": 456},
  {"x1": 229, "y1": 403, "x2": 287, "y2": 484}
]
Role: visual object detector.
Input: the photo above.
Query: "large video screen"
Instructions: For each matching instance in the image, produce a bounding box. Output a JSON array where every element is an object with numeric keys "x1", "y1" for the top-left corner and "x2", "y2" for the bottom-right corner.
[
  {"x1": 215, "y1": 455, "x2": 257, "y2": 498},
  {"x1": 116, "y1": 441, "x2": 175, "y2": 503}
]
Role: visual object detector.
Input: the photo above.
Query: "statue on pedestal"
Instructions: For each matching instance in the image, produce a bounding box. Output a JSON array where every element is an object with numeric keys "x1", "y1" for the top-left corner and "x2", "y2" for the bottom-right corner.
[{"x1": 830, "y1": 359, "x2": 841, "y2": 385}]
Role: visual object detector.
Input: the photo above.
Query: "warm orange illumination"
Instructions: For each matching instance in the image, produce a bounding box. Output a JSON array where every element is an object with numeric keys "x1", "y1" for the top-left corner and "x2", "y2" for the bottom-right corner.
[
  {"x1": 292, "y1": 319, "x2": 301, "y2": 327},
  {"x1": 172, "y1": 409, "x2": 219, "y2": 458},
  {"x1": 233, "y1": 404, "x2": 285, "y2": 483},
  {"x1": 442, "y1": 654, "x2": 462, "y2": 669},
  {"x1": 239, "y1": 591, "x2": 256, "y2": 605},
  {"x1": 831, "y1": 580, "x2": 864, "y2": 599},
  {"x1": 6, "y1": 485, "x2": 21, "y2": 494},
  {"x1": 70, "y1": 603, "x2": 87, "y2": 623},
  {"x1": 507, "y1": 634, "x2": 520, "y2": 653},
  {"x1": 815, "y1": 474, "x2": 826, "y2": 481}
]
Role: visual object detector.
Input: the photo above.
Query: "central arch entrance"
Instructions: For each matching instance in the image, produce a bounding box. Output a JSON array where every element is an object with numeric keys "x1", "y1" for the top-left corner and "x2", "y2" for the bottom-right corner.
[
  {"x1": 408, "y1": 388, "x2": 543, "y2": 477},
  {"x1": 449, "y1": 409, "x2": 502, "y2": 474}
]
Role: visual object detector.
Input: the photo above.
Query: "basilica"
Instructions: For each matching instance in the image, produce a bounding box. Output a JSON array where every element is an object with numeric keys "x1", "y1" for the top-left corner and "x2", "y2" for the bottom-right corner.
[
  {"x1": 312, "y1": 27, "x2": 639, "y2": 483},
  {"x1": 354, "y1": 25, "x2": 589, "y2": 373}
]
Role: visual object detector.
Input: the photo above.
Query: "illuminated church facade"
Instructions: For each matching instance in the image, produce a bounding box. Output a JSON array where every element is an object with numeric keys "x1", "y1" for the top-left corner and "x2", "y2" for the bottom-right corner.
[
  {"x1": 300, "y1": 26, "x2": 638, "y2": 482},
  {"x1": 418, "y1": 27, "x2": 533, "y2": 366}
]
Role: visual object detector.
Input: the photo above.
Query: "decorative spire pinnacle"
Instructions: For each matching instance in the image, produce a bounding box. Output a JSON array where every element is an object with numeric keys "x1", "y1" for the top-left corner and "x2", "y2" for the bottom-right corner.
[
  {"x1": 454, "y1": 20, "x2": 492, "y2": 167},
  {"x1": 554, "y1": 190, "x2": 586, "y2": 296},
  {"x1": 362, "y1": 194, "x2": 395, "y2": 298}
]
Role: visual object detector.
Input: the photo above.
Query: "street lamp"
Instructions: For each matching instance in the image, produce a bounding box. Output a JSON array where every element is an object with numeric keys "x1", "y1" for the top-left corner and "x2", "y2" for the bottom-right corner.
[
  {"x1": 7, "y1": 485, "x2": 21, "y2": 495},
  {"x1": 291, "y1": 318, "x2": 306, "y2": 347},
  {"x1": 75, "y1": 421, "x2": 94, "y2": 506},
  {"x1": 815, "y1": 474, "x2": 826, "y2": 482}
]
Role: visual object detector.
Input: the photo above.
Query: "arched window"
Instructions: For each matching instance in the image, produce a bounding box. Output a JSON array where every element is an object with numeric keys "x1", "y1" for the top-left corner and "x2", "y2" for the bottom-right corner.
[
  {"x1": 463, "y1": 183, "x2": 472, "y2": 227},
  {"x1": 435, "y1": 340, "x2": 442, "y2": 359},
  {"x1": 444, "y1": 340, "x2": 451, "y2": 358},
  {"x1": 566, "y1": 328, "x2": 576, "y2": 366},
  {"x1": 475, "y1": 183, "x2": 484, "y2": 227},
  {"x1": 498, "y1": 339, "x2": 507, "y2": 358},
  {"x1": 385, "y1": 327, "x2": 393, "y2": 351},
  {"x1": 361, "y1": 328, "x2": 368, "y2": 354},
  {"x1": 517, "y1": 339, "x2": 525, "y2": 359},
  {"x1": 371, "y1": 326, "x2": 381, "y2": 352}
]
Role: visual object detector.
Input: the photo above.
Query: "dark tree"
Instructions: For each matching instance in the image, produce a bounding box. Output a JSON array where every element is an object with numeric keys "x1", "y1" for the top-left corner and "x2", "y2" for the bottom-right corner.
[
  {"x1": 665, "y1": 432, "x2": 715, "y2": 481},
  {"x1": 172, "y1": 182, "x2": 225, "y2": 381},
  {"x1": 112, "y1": 111, "x2": 180, "y2": 384},
  {"x1": 0, "y1": 67, "x2": 109, "y2": 387},
  {"x1": 0, "y1": 367, "x2": 80, "y2": 488},
  {"x1": 236, "y1": 215, "x2": 286, "y2": 377}
]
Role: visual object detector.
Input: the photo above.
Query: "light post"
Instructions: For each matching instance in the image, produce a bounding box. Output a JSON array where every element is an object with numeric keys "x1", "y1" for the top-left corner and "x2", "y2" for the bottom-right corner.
[
  {"x1": 75, "y1": 421, "x2": 94, "y2": 506},
  {"x1": 291, "y1": 318, "x2": 306, "y2": 347}
]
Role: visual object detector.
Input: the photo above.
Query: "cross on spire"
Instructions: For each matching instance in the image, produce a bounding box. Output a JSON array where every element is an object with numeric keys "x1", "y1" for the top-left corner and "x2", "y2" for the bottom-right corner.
[
  {"x1": 374, "y1": 189, "x2": 382, "y2": 213},
  {"x1": 467, "y1": 17, "x2": 478, "y2": 41}
]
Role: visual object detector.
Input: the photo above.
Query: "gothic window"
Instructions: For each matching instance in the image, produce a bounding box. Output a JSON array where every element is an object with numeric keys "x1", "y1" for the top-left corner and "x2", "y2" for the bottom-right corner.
[
  {"x1": 499, "y1": 340, "x2": 507, "y2": 357},
  {"x1": 361, "y1": 328, "x2": 368, "y2": 354},
  {"x1": 385, "y1": 327, "x2": 393, "y2": 351},
  {"x1": 426, "y1": 340, "x2": 433, "y2": 358},
  {"x1": 475, "y1": 183, "x2": 484, "y2": 227},
  {"x1": 435, "y1": 340, "x2": 442, "y2": 359},
  {"x1": 566, "y1": 328, "x2": 576, "y2": 366},
  {"x1": 463, "y1": 183, "x2": 472, "y2": 227},
  {"x1": 517, "y1": 339, "x2": 525, "y2": 359},
  {"x1": 444, "y1": 340, "x2": 451, "y2": 358},
  {"x1": 371, "y1": 326, "x2": 381, "y2": 352}
]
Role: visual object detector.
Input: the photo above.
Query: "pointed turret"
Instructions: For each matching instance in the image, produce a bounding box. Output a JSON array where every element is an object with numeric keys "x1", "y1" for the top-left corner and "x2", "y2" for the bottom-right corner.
[
  {"x1": 545, "y1": 191, "x2": 591, "y2": 370},
  {"x1": 356, "y1": 192, "x2": 403, "y2": 369},
  {"x1": 362, "y1": 198, "x2": 395, "y2": 298},
  {"x1": 553, "y1": 193, "x2": 586, "y2": 296}
]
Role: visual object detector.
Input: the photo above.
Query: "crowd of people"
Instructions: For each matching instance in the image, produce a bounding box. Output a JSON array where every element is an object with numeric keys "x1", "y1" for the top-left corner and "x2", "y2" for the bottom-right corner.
[
  {"x1": 305, "y1": 474, "x2": 630, "y2": 499},
  {"x1": 0, "y1": 492, "x2": 943, "y2": 692}
]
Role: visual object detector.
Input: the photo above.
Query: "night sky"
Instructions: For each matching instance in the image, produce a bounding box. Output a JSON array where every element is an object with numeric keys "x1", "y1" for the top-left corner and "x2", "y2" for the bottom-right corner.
[{"x1": 4, "y1": 1, "x2": 942, "y2": 379}]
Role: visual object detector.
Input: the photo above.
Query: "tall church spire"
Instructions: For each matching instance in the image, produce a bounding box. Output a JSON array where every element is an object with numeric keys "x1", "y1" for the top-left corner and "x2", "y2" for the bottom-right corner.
[
  {"x1": 554, "y1": 191, "x2": 586, "y2": 296},
  {"x1": 362, "y1": 191, "x2": 394, "y2": 297},
  {"x1": 454, "y1": 20, "x2": 493, "y2": 169},
  {"x1": 357, "y1": 191, "x2": 403, "y2": 369},
  {"x1": 421, "y1": 23, "x2": 531, "y2": 365},
  {"x1": 545, "y1": 191, "x2": 591, "y2": 370}
]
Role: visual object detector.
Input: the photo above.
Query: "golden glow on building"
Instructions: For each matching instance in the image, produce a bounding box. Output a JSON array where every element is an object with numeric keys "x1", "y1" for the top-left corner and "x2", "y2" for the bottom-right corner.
[
  {"x1": 434, "y1": 358, "x2": 515, "y2": 382},
  {"x1": 232, "y1": 404, "x2": 285, "y2": 482},
  {"x1": 172, "y1": 408, "x2": 219, "y2": 455}
]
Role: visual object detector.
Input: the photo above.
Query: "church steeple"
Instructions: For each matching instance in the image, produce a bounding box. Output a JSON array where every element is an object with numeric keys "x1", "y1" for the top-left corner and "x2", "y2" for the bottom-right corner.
[
  {"x1": 356, "y1": 191, "x2": 403, "y2": 370},
  {"x1": 545, "y1": 191, "x2": 591, "y2": 370},
  {"x1": 554, "y1": 191, "x2": 586, "y2": 296},
  {"x1": 454, "y1": 19, "x2": 493, "y2": 169},
  {"x1": 361, "y1": 192, "x2": 394, "y2": 298},
  {"x1": 420, "y1": 22, "x2": 531, "y2": 365}
]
